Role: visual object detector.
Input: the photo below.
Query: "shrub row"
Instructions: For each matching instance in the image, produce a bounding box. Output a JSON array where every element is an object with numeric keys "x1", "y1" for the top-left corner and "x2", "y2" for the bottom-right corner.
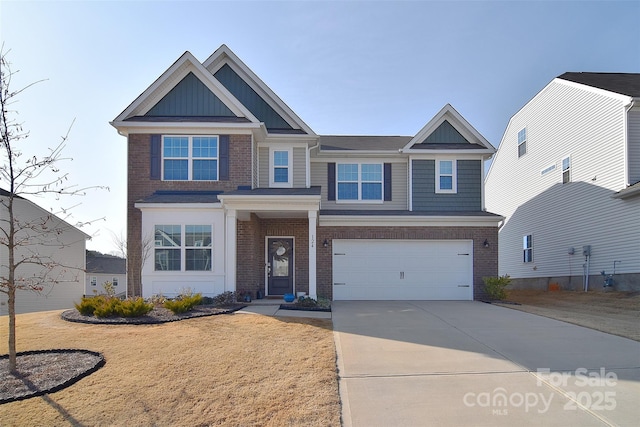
[{"x1": 75, "y1": 296, "x2": 154, "y2": 318}]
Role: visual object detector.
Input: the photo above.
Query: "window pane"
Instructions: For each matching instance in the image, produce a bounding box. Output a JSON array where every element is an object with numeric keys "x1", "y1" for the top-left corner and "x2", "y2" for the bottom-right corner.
[
  {"x1": 193, "y1": 159, "x2": 218, "y2": 180},
  {"x1": 361, "y1": 183, "x2": 382, "y2": 200},
  {"x1": 439, "y1": 161, "x2": 453, "y2": 175},
  {"x1": 338, "y1": 182, "x2": 358, "y2": 200},
  {"x1": 155, "y1": 248, "x2": 180, "y2": 271},
  {"x1": 185, "y1": 225, "x2": 212, "y2": 247},
  {"x1": 440, "y1": 176, "x2": 453, "y2": 190},
  {"x1": 361, "y1": 164, "x2": 382, "y2": 181},
  {"x1": 164, "y1": 137, "x2": 188, "y2": 157},
  {"x1": 164, "y1": 159, "x2": 188, "y2": 180},
  {"x1": 518, "y1": 141, "x2": 527, "y2": 157},
  {"x1": 192, "y1": 137, "x2": 218, "y2": 158},
  {"x1": 274, "y1": 150, "x2": 289, "y2": 167},
  {"x1": 518, "y1": 128, "x2": 527, "y2": 144},
  {"x1": 186, "y1": 249, "x2": 211, "y2": 271},
  {"x1": 337, "y1": 164, "x2": 358, "y2": 181},
  {"x1": 155, "y1": 225, "x2": 181, "y2": 247},
  {"x1": 274, "y1": 167, "x2": 288, "y2": 183}
]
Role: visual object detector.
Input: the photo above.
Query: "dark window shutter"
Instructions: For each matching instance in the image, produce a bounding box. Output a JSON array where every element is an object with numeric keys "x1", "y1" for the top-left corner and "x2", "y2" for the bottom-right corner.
[
  {"x1": 150, "y1": 135, "x2": 161, "y2": 180},
  {"x1": 384, "y1": 163, "x2": 392, "y2": 201},
  {"x1": 219, "y1": 135, "x2": 229, "y2": 181},
  {"x1": 328, "y1": 163, "x2": 336, "y2": 201}
]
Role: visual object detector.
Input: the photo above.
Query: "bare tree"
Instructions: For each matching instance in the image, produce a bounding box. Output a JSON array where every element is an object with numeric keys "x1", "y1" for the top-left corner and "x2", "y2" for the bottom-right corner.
[
  {"x1": 0, "y1": 48, "x2": 106, "y2": 373},
  {"x1": 110, "y1": 230, "x2": 153, "y2": 298}
]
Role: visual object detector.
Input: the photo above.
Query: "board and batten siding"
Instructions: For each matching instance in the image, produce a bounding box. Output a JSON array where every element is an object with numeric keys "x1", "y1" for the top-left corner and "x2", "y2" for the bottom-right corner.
[
  {"x1": 485, "y1": 79, "x2": 640, "y2": 280},
  {"x1": 310, "y1": 160, "x2": 408, "y2": 210},
  {"x1": 258, "y1": 146, "x2": 307, "y2": 188},
  {"x1": 412, "y1": 159, "x2": 482, "y2": 211},
  {"x1": 628, "y1": 109, "x2": 640, "y2": 184}
]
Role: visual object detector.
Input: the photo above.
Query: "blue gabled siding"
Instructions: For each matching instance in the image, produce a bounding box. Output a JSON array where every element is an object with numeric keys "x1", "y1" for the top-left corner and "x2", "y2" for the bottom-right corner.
[
  {"x1": 146, "y1": 72, "x2": 235, "y2": 117},
  {"x1": 421, "y1": 120, "x2": 469, "y2": 145},
  {"x1": 412, "y1": 159, "x2": 481, "y2": 211},
  {"x1": 214, "y1": 64, "x2": 293, "y2": 131}
]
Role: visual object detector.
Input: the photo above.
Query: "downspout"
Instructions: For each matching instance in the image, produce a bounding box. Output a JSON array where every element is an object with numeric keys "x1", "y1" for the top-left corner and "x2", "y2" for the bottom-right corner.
[{"x1": 623, "y1": 99, "x2": 636, "y2": 187}]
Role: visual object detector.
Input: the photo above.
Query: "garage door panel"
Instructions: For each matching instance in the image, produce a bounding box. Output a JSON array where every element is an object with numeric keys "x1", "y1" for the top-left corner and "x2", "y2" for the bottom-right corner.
[{"x1": 332, "y1": 239, "x2": 473, "y2": 300}]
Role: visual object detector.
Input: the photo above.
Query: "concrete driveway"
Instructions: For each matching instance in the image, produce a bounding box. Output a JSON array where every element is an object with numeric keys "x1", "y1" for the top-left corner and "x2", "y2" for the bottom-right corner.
[{"x1": 332, "y1": 301, "x2": 640, "y2": 427}]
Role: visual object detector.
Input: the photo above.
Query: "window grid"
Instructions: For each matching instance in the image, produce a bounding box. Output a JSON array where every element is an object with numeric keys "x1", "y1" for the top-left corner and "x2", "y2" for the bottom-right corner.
[
  {"x1": 523, "y1": 235, "x2": 533, "y2": 263},
  {"x1": 562, "y1": 156, "x2": 571, "y2": 184},
  {"x1": 518, "y1": 128, "x2": 527, "y2": 158},
  {"x1": 154, "y1": 225, "x2": 212, "y2": 271},
  {"x1": 162, "y1": 136, "x2": 218, "y2": 181},
  {"x1": 273, "y1": 150, "x2": 289, "y2": 183},
  {"x1": 337, "y1": 163, "x2": 382, "y2": 201}
]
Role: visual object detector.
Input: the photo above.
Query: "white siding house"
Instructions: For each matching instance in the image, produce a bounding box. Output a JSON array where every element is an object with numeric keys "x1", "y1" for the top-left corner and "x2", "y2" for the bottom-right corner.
[
  {"x1": 486, "y1": 73, "x2": 640, "y2": 291},
  {"x1": 0, "y1": 189, "x2": 89, "y2": 315}
]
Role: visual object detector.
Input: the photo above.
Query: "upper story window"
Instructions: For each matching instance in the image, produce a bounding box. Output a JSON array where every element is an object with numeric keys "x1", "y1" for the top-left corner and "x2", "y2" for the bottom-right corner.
[
  {"x1": 436, "y1": 160, "x2": 457, "y2": 193},
  {"x1": 112, "y1": 277, "x2": 119, "y2": 287},
  {"x1": 562, "y1": 156, "x2": 571, "y2": 184},
  {"x1": 163, "y1": 136, "x2": 218, "y2": 181},
  {"x1": 154, "y1": 224, "x2": 213, "y2": 271},
  {"x1": 90, "y1": 276, "x2": 97, "y2": 286},
  {"x1": 523, "y1": 234, "x2": 533, "y2": 263},
  {"x1": 517, "y1": 128, "x2": 527, "y2": 158},
  {"x1": 337, "y1": 163, "x2": 382, "y2": 201},
  {"x1": 270, "y1": 148, "x2": 292, "y2": 187}
]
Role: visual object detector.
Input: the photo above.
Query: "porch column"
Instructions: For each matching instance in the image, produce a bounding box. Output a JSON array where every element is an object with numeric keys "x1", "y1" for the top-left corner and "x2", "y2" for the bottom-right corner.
[
  {"x1": 308, "y1": 210, "x2": 317, "y2": 299},
  {"x1": 225, "y1": 209, "x2": 237, "y2": 292}
]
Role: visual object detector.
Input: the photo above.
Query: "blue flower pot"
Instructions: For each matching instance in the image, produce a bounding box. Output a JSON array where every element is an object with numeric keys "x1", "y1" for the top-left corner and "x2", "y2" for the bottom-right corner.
[{"x1": 283, "y1": 293, "x2": 295, "y2": 303}]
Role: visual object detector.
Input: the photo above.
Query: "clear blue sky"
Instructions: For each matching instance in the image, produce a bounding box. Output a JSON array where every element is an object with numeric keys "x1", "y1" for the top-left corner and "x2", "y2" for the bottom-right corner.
[{"x1": 1, "y1": 0, "x2": 639, "y2": 254}]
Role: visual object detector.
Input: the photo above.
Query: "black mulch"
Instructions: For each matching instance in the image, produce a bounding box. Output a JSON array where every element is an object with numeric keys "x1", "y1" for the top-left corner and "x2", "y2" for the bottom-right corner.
[{"x1": 279, "y1": 304, "x2": 332, "y2": 312}]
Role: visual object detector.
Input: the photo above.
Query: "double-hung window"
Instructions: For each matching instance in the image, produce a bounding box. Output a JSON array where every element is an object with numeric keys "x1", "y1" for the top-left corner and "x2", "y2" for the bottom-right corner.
[
  {"x1": 337, "y1": 163, "x2": 382, "y2": 201},
  {"x1": 155, "y1": 225, "x2": 212, "y2": 271},
  {"x1": 523, "y1": 234, "x2": 533, "y2": 263},
  {"x1": 112, "y1": 277, "x2": 119, "y2": 287},
  {"x1": 562, "y1": 156, "x2": 571, "y2": 184},
  {"x1": 163, "y1": 136, "x2": 218, "y2": 181},
  {"x1": 436, "y1": 160, "x2": 457, "y2": 193},
  {"x1": 270, "y1": 148, "x2": 292, "y2": 187},
  {"x1": 90, "y1": 276, "x2": 97, "y2": 287},
  {"x1": 517, "y1": 128, "x2": 527, "y2": 157}
]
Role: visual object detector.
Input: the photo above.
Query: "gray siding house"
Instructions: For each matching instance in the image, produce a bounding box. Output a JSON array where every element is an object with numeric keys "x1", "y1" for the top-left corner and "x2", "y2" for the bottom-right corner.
[
  {"x1": 486, "y1": 73, "x2": 640, "y2": 291},
  {"x1": 111, "y1": 45, "x2": 502, "y2": 301}
]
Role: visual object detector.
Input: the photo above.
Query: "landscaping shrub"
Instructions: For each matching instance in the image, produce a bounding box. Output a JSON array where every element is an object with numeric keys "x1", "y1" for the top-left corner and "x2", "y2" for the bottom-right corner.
[
  {"x1": 164, "y1": 293, "x2": 203, "y2": 314},
  {"x1": 93, "y1": 297, "x2": 122, "y2": 318},
  {"x1": 118, "y1": 298, "x2": 154, "y2": 317},
  {"x1": 212, "y1": 291, "x2": 237, "y2": 307},
  {"x1": 75, "y1": 295, "x2": 108, "y2": 316},
  {"x1": 483, "y1": 275, "x2": 511, "y2": 300}
]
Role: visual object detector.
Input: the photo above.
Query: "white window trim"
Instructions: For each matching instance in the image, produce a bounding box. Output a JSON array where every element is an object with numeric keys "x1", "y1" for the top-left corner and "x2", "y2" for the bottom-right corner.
[
  {"x1": 154, "y1": 224, "x2": 213, "y2": 272},
  {"x1": 336, "y1": 162, "x2": 384, "y2": 203},
  {"x1": 517, "y1": 128, "x2": 527, "y2": 158},
  {"x1": 523, "y1": 234, "x2": 533, "y2": 263},
  {"x1": 90, "y1": 276, "x2": 97, "y2": 286},
  {"x1": 162, "y1": 135, "x2": 219, "y2": 182},
  {"x1": 561, "y1": 155, "x2": 571, "y2": 184},
  {"x1": 269, "y1": 147, "x2": 293, "y2": 188},
  {"x1": 112, "y1": 277, "x2": 119, "y2": 286},
  {"x1": 435, "y1": 159, "x2": 457, "y2": 194}
]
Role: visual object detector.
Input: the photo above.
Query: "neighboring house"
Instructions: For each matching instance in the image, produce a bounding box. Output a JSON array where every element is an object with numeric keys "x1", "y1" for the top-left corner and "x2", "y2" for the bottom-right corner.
[
  {"x1": 111, "y1": 45, "x2": 502, "y2": 301},
  {"x1": 0, "y1": 188, "x2": 88, "y2": 315},
  {"x1": 486, "y1": 73, "x2": 640, "y2": 291},
  {"x1": 85, "y1": 251, "x2": 127, "y2": 297}
]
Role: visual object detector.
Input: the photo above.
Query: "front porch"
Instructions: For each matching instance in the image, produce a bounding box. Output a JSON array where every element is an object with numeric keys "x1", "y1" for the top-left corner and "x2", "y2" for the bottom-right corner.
[{"x1": 218, "y1": 187, "x2": 321, "y2": 299}]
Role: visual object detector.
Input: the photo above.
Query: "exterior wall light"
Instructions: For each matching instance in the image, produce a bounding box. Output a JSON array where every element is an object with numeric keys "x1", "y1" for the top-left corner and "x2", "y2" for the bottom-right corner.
[
  {"x1": 483, "y1": 239, "x2": 490, "y2": 248},
  {"x1": 323, "y1": 239, "x2": 329, "y2": 248}
]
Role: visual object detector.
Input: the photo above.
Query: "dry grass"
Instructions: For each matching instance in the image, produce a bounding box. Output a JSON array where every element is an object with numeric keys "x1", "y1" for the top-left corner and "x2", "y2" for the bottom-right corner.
[
  {"x1": 0, "y1": 310, "x2": 341, "y2": 426},
  {"x1": 498, "y1": 289, "x2": 640, "y2": 341}
]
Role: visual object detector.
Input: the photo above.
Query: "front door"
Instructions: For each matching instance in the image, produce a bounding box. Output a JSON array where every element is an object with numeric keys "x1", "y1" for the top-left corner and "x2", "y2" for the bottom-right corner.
[{"x1": 267, "y1": 238, "x2": 294, "y2": 296}]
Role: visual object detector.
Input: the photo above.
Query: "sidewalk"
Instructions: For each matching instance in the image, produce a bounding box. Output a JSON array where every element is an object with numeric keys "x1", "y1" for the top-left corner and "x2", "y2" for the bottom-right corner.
[{"x1": 235, "y1": 298, "x2": 332, "y2": 319}]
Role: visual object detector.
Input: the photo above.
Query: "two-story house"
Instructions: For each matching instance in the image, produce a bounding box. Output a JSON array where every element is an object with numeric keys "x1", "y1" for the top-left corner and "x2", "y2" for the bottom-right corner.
[
  {"x1": 111, "y1": 45, "x2": 502, "y2": 301},
  {"x1": 486, "y1": 73, "x2": 640, "y2": 291},
  {"x1": 0, "y1": 188, "x2": 88, "y2": 314},
  {"x1": 85, "y1": 251, "x2": 127, "y2": 297}
]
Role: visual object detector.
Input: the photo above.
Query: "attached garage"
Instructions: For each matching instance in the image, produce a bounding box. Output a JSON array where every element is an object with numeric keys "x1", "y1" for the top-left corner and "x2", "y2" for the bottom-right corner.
[{"x1": 332, "y1": 239, "x2": 473, "y2": 300}]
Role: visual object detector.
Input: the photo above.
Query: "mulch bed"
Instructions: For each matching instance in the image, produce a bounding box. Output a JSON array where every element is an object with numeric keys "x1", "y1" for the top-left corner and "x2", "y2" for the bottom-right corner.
[
  {"x1": 60, "y1": 304, "x2": 246, "y2": 325},
  {"x1": 279, "y1": 304, "x2": 331, "y2": 312}
]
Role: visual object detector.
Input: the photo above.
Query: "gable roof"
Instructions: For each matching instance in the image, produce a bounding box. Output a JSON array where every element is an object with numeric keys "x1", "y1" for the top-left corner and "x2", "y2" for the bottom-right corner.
[
  {"x1": 402, "y1": 104, "x2": 495, "y2": 154},
  {"x1": 558, "y1": 73, "x2": 640, "y2": 98},
  {"x1": 319, "y1": 135, "x2": 412, "y2": 151}
]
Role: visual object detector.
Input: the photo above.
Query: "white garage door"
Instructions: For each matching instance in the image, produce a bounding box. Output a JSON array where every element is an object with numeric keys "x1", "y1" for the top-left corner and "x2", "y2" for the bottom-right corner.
[{"x1": 332, "y1": 239, "x2": 473, "y2": 300}]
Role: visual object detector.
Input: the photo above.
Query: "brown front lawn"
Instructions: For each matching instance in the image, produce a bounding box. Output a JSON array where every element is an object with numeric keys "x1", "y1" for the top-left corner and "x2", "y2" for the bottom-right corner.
[{"x1": 0, "y1": 310, "x2": 341, "y2": 426}]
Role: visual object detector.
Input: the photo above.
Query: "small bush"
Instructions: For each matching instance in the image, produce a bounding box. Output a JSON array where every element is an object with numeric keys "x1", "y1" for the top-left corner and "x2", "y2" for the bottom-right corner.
[
  {"x1": 212, "y1": 291, "x2": 237, "y2": 307},
  {"x1": 483, "y1": 275, "x2": 511, "y2": 300},
  {"x1": 93, "y1": 297, "x2": 122, "y2": 318},
  {"x1": 75, "y1": 295, "x2": 108, "y2": 316},
  {"x1": 149, "y1": 293, "x2": 166, "y2": 306},
  {"x1": 294, "y1": 297, "x2": 319, "y2": 308},
  {"x1": 119, "y1": 297, "x2": 154, "y2": 317},
  {"x1": 164, "y1": 293, "x2": 203, "y2": 314}
]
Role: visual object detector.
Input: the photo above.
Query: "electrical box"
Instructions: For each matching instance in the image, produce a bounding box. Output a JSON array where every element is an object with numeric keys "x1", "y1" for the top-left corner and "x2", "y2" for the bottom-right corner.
[{"x1": 582, "y1": 245, "x2": 591, "y2": 257}]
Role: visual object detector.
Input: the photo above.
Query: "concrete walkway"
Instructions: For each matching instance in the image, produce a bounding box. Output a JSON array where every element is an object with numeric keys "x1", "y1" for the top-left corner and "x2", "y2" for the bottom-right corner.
[
  {"x1": 236, "y1": 300, "x2": 332, "y2": 319},
  {"x1": 332, "y1": 301, "x2": 640, "y2": 427}
]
